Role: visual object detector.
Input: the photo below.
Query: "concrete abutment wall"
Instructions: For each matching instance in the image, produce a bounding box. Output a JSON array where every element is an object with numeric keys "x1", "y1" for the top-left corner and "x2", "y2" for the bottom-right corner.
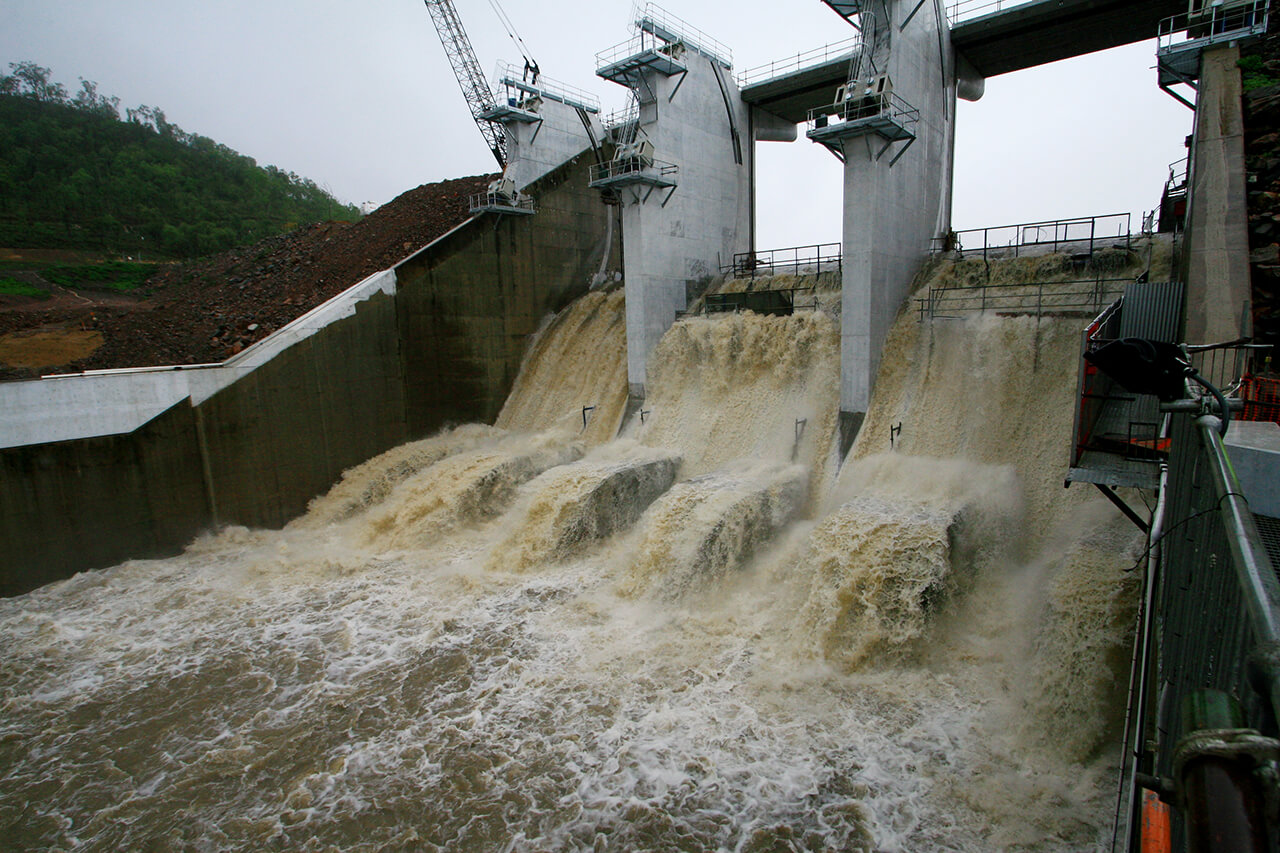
[{"x1": 0, "y1": 154, "x2": 617, "y2": 597}]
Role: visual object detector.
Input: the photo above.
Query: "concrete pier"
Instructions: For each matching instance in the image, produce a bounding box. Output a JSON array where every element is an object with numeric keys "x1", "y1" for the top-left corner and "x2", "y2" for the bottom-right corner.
[
  {"x1": 826, "y1": 0, "x2": 958, "y2": 436},
  {"x1": 1184, "y1": 44, "x2": 1253, "y2": 344},
  {"x1": 594, "y1": 11, "x2": 753, "y2": 397}
]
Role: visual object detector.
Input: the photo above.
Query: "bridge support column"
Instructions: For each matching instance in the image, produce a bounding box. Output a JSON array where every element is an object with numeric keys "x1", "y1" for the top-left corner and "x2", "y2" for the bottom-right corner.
[
  {"x1": 835, "y1": 0, "x2": 958, "y2": 446},
  {"x1": 1184, "y1": 43, "x2": 1252, "y2": 344},
  {"x1": 594, "y1": 15, "x2": 752, "y2": 401}
]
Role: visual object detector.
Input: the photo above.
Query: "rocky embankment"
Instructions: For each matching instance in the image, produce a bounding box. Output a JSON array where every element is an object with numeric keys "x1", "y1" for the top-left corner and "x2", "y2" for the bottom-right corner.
[
  {"x1": 0, "y1": 173, "x2": 493, "y2": 380},
  {"x1": 1243, "y1": 10, "x2": 1280, "y2": 355}
]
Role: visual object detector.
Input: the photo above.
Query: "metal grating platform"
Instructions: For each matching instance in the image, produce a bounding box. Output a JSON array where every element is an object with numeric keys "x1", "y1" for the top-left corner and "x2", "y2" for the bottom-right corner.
[
  {"x1": 1066, "y1": 451, "x2": 1161, "y2": 490},
  {"x1": 1257, "y1": 514, "x2": 1280, "y2": 574},
  {"x1": 479, "y1": 103, "x2": 541, "y2": 123}
]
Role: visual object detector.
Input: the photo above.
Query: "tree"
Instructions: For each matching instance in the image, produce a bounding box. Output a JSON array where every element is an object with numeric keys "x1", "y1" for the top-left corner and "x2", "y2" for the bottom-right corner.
[
  {"x1": 3, "y1": 62, "x2": 67, "y2": 103},
  {"x1": 73, "y1": 78, "x2": 119, "y2": 119},
  {"x1": 0, "y1": 62, "x2": 362, "y2": 257}
]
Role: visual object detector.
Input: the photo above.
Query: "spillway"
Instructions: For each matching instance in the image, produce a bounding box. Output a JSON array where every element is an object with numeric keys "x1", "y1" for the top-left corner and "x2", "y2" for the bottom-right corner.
[{"x1": 0, "y1": 265, "x2": 1142, "y2": 850}]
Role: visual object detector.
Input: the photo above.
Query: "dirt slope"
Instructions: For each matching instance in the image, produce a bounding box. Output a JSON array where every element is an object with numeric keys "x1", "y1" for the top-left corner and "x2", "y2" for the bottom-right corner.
[{"x1": 0, "y1": 174, "x2": 493, "y2": 380}]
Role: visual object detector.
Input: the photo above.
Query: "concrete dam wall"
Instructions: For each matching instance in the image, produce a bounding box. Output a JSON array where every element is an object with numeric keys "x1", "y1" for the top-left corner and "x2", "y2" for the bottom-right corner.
[{"x1": 0, "y1": 153, "x2": 619, "y2": 597}]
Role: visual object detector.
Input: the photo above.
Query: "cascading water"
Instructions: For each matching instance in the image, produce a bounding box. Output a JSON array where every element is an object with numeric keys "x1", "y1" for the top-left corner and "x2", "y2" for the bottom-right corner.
[
  {"x1": 0, "y1": 260, "x2": 1147, "y2": 850},
  {"x1": 496, "y1": 287, "x2": 628, "y2": 447}
]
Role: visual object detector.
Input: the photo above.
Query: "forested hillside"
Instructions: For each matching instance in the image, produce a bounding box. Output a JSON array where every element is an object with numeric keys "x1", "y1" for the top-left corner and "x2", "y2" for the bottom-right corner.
[{"x1": 0, "y1": 62, "x2": 360, "y2": 259}]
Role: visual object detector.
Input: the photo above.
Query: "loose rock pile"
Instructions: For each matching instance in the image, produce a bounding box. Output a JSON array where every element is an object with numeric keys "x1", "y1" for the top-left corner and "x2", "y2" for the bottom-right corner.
[{"x1": 0, "y1": 173, "x2": 493, "y2": 380}]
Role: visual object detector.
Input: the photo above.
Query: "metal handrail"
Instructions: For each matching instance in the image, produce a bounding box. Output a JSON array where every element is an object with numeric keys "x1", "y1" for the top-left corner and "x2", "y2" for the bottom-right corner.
[
  {"x1": 492, "y1": 61, "x2": 600, "y2": 112},
  {"x1": 1114, "y1": 399, "x2": 1280, "y2": 850},
  {"x1": 596, "y1": 30, "x2": 686, "y2": 72},
  {"x1": 735, "y1": 36, "x2": 861, "y2": 88},
  {"x1": 589, "y1": 157, "x2": 679, "y2": 184},
  {"x1": 1157, "y1": 0, "x2": 1269, "y2": 54},
  {"x1": 633, "y1": 2, "x2": 731, "y2": 67},
  {"x1": 1198, "y1": 414, "x2": 1280, "y2": 658},
  {"x1": 806, "y1": 91, "x2": 921, "y2": 130},
  {"x1": 602, "y1": 99, "x2": 640, "y2": 135},
  {"x1": 699, "y1": 286, "x2": 820, "y2": 316},
  {"x1": 724, "y1": 243, "x2": 842, "y2": 279},
  {"x1": 917, "y1": 277, "x2": 1130, "y2": 322},
  {"x1": 945, "y1": 0, "x2": 1038, "y2": 25},
  {"x1": 932, "y1": 213, "x2": 1133, "y2": 258},
  {"x1": 469, "y1": 191, "x2": 535, "y2": 214}
]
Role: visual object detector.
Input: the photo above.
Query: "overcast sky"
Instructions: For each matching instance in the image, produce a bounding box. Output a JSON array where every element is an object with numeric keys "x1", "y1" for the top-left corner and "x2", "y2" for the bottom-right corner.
[{"x1": 1, "y1": 0, "x2": 1192, "y2": 248}]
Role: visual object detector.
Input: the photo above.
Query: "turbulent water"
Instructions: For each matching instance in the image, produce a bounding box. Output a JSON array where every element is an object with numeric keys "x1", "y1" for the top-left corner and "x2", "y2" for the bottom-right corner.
[{"x1": 0, "y1": 266, "x2": 1144, "y2": 851}]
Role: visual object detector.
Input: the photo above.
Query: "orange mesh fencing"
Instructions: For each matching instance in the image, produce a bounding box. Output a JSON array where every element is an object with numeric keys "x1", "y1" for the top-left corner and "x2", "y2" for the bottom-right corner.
[{"x1": 1241, "y1": 375, "x2": 1280, "y2": 424}]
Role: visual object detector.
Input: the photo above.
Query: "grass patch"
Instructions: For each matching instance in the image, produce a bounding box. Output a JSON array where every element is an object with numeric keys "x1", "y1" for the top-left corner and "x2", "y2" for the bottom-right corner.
[
  {"x1": 0, "y1": 277, "x2": 51, "y2": 299},
  {"x1": 0, "y1": 259, "x2": 55, "y2": 272},
  {"x1": 42, "y1": 261, "x2": 156, "y2": 292}
]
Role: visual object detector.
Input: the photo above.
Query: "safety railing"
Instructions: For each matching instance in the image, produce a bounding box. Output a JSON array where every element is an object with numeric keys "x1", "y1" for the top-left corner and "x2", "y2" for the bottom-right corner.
[
  {"x1": 696, "y1": 287, "x2": 820, "y2": 317},
  {"x1": 602, "y1": 99, "x2": 641, "y2": 142},
  {"x1": 632, "y1": 2, "x2": 731, "y2": 67},
  {"x1": 1157, "y1": 0, "x2": 1269, "y2": 57},
  {"x1": 596, "y1": 30, "x2": 688, "y2": 74},
  {"x1": 468, "y1": 191, "x2": 535, "y2": 215},
  {"x1": 945, "y1": 0, "x2": 1038, "y2": 26},
  {"x1": 932, "y1": 213, "x2": 1133, "y2": 259},
  {"x1": 1116, "y1": 398, "x2": 1280, "y2": 851},
  {"x1": 806, "y1": 92, "x2": 921, "y2": 135},
  {"x1": 1158, "y1": 159, "x2": 1189, "y2": 233},
  {"x1": 492, "y1": 61, "x2": 600, "y2": 113},
  {"x1": 916, "y1": 277, "x2": 1129, "y2": 322},
  {"x1": 735, "y1": 36, "x2": 861, "y2": 88},
  {"x1": 1070, "y1": 297, "x2": 1126, "y2": 469},
  {"x1": 588, "y1": 157, "x2": 679, "y2": 185},
  {"x1": 1186, "y1": 340, "x2": 1273, "y2": 396},
  {"x1": 724, "y1": 243, "x2": 842, "y2": 279}
]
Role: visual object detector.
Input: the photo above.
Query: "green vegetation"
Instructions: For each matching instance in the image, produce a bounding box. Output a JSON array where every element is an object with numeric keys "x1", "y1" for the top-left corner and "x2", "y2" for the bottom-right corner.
[
  {"x1": 1239, "y1": 54, "x2": 1279, "y2": 92},
  {"x1": 0, "y1": 62, "x2": 361, "y2": 259},
  {"x1": 42, "y1": 261, "x2": 156, "y2": 292},
  {"x1": 0, "y1": 277, "x2": 50, "y2": 299}
]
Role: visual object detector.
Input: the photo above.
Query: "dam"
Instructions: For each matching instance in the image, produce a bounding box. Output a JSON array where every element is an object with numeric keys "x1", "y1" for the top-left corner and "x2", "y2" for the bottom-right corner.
[
  {"x1": 0, "y1": 257, "x2": 1154, "y2": 848},
  {"x1": 2, "y1": 0, "x2": 1280, "y2": 850}
]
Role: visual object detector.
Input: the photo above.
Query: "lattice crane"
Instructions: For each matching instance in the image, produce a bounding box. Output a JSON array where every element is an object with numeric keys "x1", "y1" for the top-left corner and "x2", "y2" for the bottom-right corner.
[{"x1": 423, "y1": 0, "x2": 506, "y2": 168}]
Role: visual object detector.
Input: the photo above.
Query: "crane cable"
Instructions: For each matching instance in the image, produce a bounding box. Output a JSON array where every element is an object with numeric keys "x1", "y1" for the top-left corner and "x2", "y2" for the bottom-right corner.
[{"x1": 485, "y1": 0, "x2": 540, "y2": 83}]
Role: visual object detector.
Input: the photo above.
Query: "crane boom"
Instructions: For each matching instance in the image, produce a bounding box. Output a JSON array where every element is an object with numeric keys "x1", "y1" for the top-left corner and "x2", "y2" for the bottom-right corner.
[{"x1": 424, "y1": 0, "x2": 506, "y2": 168}]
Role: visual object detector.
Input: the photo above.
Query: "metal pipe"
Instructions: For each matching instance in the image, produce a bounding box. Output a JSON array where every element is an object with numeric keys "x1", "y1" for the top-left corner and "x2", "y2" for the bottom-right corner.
[
  {"x1": 1177, "y1": 690, "x2": 1272, "y2": 853},
  {"x1": 1114, "y1": 464, "x2": 1169, "y2": 852}
]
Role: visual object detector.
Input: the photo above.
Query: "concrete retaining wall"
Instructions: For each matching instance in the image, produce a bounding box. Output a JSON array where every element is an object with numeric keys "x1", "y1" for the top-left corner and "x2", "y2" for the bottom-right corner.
[{"x1": 0, "y1": 153, "x2": 616, "y2": 596}]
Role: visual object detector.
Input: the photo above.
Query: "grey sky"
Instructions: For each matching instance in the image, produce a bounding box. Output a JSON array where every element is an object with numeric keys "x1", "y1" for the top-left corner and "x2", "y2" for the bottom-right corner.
[{"x1": 1, "y1": 0, "x2": 1191, "y2": 248}]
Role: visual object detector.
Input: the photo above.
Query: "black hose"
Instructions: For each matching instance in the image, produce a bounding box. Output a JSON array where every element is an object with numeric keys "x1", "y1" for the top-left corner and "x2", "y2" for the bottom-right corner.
[{"x1": 1188, "y1": 370, "x2": 1231, "y2": 437}]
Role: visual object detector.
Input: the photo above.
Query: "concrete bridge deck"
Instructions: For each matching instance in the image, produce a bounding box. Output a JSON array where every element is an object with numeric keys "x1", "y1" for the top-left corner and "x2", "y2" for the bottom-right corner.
[
  {"x1": 950, "y1": 0, "x2": 1184, "y2": 77},
  {"x1": 740, "y1": 54, "x2": 854, "y2": 123},
  {"x1": 743, "y1": 0, "x2": 1186, "y2": 123}
]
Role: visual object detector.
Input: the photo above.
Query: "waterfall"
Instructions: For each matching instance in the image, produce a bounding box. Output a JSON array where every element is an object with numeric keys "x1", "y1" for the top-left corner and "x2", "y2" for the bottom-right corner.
[
  {"x1": 496, "y1": 287, "x2": 628, "y2": 446},
  {"x1": 0, "y1": 255, "x2": 1152, "y2": 850}
]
